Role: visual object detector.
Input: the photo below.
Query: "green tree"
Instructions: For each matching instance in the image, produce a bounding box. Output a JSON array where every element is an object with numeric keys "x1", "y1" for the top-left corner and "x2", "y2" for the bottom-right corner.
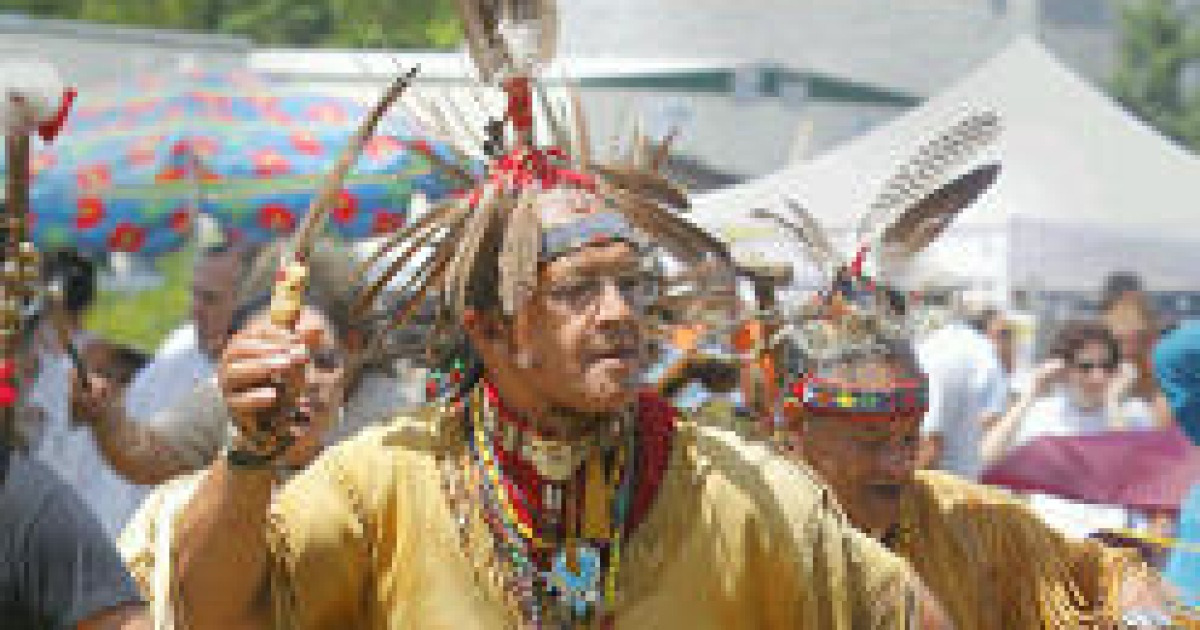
[
  {"x1": 1112, "y1": 0, "x2": 1200, "y2": 149},
  {"x1": 0, "y1": 0, "x2": 461, "y2": 48}
]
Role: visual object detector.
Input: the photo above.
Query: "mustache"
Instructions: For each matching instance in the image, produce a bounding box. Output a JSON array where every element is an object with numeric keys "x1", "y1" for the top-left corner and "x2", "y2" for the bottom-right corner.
[
  {"x1": 865, "y1": 482, "x2": 907, "y2": 500},
  {"x1": 585, "y1": 328, "x2": 643, "y2": 351}
]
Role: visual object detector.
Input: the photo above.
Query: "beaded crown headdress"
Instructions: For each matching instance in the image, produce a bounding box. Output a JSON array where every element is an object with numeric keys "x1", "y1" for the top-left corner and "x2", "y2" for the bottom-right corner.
[
  {"x1": 766, "y1": 112, "x2": 1002, "y2": 418},
  {"x1": 351, "y1": 0, "x2": 730, "y2": 337}
]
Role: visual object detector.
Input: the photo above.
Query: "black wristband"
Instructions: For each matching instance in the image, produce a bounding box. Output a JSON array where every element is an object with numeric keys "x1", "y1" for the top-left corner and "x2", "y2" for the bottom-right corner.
[{"x1": 226, "y1": 435, "x2": 293, "y2": 469}]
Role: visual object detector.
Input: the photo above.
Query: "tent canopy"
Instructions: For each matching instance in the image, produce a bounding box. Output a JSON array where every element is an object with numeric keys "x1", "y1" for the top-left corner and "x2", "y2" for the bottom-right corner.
[{"x1": 690, "y1": 38, "x2": 1200, "y2": 292}]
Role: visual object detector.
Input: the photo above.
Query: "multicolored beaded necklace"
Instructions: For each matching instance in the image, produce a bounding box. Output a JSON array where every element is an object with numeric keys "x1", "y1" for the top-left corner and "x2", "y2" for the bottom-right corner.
[{"x1": 442, "y1": 383, "x2": 676, "y2": 629}]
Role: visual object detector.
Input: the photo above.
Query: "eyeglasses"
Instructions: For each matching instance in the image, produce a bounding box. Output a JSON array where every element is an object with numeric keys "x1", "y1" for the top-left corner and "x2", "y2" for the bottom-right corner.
[{"x1": 541, "y1": 271, "x2": 661, "y2": 311}]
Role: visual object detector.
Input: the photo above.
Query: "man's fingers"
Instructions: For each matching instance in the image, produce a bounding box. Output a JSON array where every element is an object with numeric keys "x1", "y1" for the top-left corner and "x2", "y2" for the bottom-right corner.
[
  {"x1": 222, "y1": 338, "x2": 305, "y2": 361},
  {"x1": 227, "y1": 388, "x2": 280, "y2": 412},
  {"x1": 219, "y1": 353, "x2": 306, "y2": 392}
]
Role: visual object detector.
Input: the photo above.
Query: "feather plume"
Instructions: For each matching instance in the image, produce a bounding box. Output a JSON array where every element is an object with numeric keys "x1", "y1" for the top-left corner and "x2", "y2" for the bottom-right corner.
[
  {"x1": 389, "y1": 238, "x2": 460, "y2": 326},
  {"x1": 752, "y1": 200, "x2": 837, "y2": 273},
  {"x1": 856, "y1": 111, "x2": 1001, "y2": 248},
  {"x1": 593, "y1": 163, "x2": 690, "y2": 210},
  {"x1": 878, "y1": 163, "x2": 1000, "y2": 261},
  {"x1": 567, "y1": 84, "x2": 591, "y2": 170},
  {"x1": 355, "y1": 197, "x2": 467, "y2": 277},
  {"x1": 353, "y1": 202, "x2": 472, "y2": 317},
  {"x1": 458, "y1": 0, "x2": 558, "y2": 82},
  {"x1": 533, "y1": 81, "x2": 572, "y2": 153},
  {"x1": 0, "y1": 59, "x2": 70, "y2": 137},
  {"x1": 649, "y1": 126, "x2": 680, "y2": 173},
  {"x1": 498, "y1": 189, "x2": 542, "y2": 314},
  {"x1": 287, "y1": 66, "x2": 420, "y2": 260},
  {"x1": 601, "y1": 183, "x2": 728, "y2": 265},
  {"x1": 446, "y1": 186, "x2": 505, "y2": 316},
  {"x1": 782, "y1": 199, "x2": 837, "y2": 265}
]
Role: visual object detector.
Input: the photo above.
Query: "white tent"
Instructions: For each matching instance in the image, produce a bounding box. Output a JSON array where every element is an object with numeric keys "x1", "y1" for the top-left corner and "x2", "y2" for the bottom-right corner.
[{"x1": 689, "y1": 38, "x2": 1200, "y2": 295}]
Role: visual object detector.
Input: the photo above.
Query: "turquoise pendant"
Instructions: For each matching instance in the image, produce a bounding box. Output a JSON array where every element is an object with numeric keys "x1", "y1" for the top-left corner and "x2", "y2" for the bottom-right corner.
[{"x1": 545, "y1": 544, "x2": 602, "y2": 617}]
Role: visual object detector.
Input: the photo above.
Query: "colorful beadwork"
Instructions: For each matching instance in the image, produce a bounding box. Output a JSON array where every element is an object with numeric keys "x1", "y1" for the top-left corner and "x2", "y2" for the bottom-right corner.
[
  {"x1": 447, "y1": 384, "x2": 678, "y2": 628},
  {"x1": 789, "y1": 376, "x2": 929, "y2": 417}
]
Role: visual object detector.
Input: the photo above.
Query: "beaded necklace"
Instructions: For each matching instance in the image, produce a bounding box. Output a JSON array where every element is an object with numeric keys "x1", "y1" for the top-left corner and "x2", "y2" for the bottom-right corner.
[{"x1": 450, "y1": 385, "x2": 639, "y2": 628}]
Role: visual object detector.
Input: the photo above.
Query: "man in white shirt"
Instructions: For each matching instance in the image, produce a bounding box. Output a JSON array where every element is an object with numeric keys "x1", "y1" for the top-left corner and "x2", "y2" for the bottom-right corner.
[
  {"x1": 123, "y1": 245, "x2": 249, "y2": 420},
  {"x1": 29, "y1": 252, "x2": 146, "y2": 537},
  {"x1": 916, "y1": 318, "x2": 1009, "y2": 480}
]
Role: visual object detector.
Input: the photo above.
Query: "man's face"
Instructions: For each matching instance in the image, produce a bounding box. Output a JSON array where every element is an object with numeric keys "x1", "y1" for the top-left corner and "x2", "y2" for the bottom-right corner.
[
  {"x1": 509, "y1": 241, "x2": 651, "y2": 414},
  {"x1": 801, "y1": 413, "x2": 921, "y2": 535},
  {"x1": 985, "y1": 316, "x2": 1015, "y2": 372},
  {"x1": 794, "y1": 357, "x2": 923, "y2": 535},
  {"x1": 191, "y1": 253, "x2": 242, "y2": 358}
]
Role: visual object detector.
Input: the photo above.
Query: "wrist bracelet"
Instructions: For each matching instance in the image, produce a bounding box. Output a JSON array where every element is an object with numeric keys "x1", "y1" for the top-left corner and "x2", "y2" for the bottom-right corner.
[
  {"x1": 225, "y1": 445, "x2": 286, "y2": 469},
  {"x1": 224, "y1": 432, "x2": 293, "y2": 469}
]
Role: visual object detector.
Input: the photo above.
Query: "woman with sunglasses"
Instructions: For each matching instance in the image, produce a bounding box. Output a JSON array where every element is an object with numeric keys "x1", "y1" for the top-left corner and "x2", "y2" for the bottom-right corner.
[{"x1": 983, "y1": 320, "x2": 1156, "y2": 537}]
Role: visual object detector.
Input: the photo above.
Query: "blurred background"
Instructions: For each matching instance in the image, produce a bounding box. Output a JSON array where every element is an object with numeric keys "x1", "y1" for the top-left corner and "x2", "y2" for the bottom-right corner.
[{"x1": 1, "y1": 0, "x2": 1198, "y2": 354}]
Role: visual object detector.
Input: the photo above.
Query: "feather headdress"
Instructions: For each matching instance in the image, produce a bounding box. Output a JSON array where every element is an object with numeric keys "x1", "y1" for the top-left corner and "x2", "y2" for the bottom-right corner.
[
  {"x1": 764, "y1": 113, "x2": 1002, "y2": 417},
  {"x1": 354, "y1": 0, "x2": 730, "y2": 336}
]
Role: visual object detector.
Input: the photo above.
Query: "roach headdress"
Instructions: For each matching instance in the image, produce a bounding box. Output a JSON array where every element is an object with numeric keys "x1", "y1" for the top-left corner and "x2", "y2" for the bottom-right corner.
[
  {"x1": 765, "y1": 112, "x2": 1002, "y2": 418},
  {"x1": 353, "y1": 0, "x2": 729, "y2": 334}
]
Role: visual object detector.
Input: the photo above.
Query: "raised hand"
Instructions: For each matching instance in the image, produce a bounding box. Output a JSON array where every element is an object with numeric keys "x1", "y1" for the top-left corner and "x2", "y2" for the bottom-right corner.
[{"x1": 217, "y1": 317, "x2": 311, "y2": 465}]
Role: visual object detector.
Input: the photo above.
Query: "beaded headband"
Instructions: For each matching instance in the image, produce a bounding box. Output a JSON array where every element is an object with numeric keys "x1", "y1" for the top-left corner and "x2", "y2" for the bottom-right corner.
[{"x1": 790, "y1": 377, "x2": 928, "y2": 416}]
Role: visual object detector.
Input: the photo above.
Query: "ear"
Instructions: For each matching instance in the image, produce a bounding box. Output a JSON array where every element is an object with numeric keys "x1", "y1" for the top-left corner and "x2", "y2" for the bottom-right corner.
[{"x1": 462, "y1": 308, "x2": 508, "y2": 348}]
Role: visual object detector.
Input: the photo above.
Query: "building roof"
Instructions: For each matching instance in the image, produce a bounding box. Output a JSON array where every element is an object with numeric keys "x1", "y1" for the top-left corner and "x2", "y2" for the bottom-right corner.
[{"x1": 249, "y1": 49, "x2": 917, "y2": 105}]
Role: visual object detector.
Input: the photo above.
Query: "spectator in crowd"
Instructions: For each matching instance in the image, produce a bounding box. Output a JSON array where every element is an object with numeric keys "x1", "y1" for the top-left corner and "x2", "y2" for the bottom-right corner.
[
  {"x1": 37, "y1": 249, "x2": 98, "y2": 354},
  {"x1": 117, "y1": 294, "x2": 361, "y2": 627},
  {"x1": 0, "y1": 288, "x2": 148, "y2": 629},
  {"x1": 1100, "y1": 271, "x2": 1173, "y2": 426},
  {"x1": 970, "y1": 307, "x2": 1017, "y2": 377},
  {"x1": 71, "y1": 242, "x2": 410, "y2": 486},
  {"x1": 122, "y1": 243, "x2": 255, "y2": 421},
  {"x1": 28, "y1": 250, "x2": 146, "y2": 537},
  {"x1": 915, "y1": 303, "x2": 1009, "y2": 480},
  {"x1": 983, "y1": 320, "x2": 1156, "y2": 537},
  {"x1": 1156, "y1": 321, "x2": 1200, "y2": 605}
]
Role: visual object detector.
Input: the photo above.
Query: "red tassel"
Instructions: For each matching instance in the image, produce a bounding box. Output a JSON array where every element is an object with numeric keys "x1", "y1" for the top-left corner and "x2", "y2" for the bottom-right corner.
[
  {"x1": 37, "y1": 88, "x2": 76, "y2": 142},
  {"x1": 502, "y1": 77, "x2": 534, "y2": 140},
  {"x1": 0, "y1": 382, "x2": 16, "y2": 407},
  {"x1": 849, "y1": 246, "x2": 869, "y2": 279}
]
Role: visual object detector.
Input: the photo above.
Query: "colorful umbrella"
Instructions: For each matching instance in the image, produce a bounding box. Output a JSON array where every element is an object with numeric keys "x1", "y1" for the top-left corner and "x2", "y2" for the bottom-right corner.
[
  {"x1": 982, "y1": 427, "x2": 1200, "y2": 513},
  {"x1": 2, "y1": 71, "x2": 461, "y2": 256}
]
